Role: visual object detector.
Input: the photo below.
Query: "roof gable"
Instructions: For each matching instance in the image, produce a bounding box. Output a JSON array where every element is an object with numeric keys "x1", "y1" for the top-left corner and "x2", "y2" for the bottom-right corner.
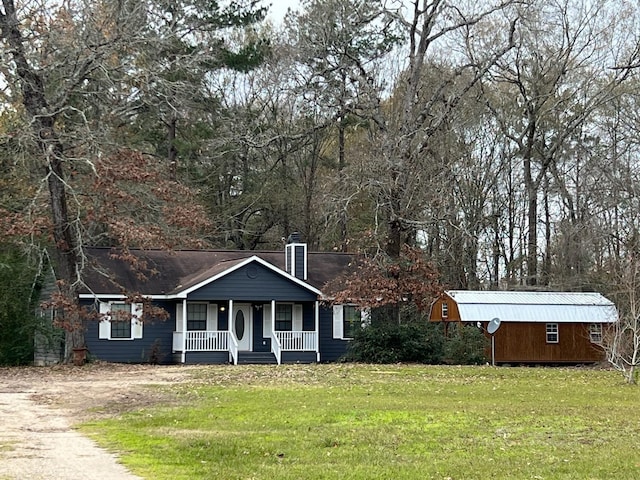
[
  {"x1": 176, "y1": 256, "x2": 321, "y2": 298},
  {"x1": 79, "y1": 247, "x2": 355, "y2": 299}
]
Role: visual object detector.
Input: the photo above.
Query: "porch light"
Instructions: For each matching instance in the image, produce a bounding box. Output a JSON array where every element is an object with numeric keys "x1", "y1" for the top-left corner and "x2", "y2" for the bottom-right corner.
[{"x1": 219, "y1": 306, "x2": 226, "y2": 311}]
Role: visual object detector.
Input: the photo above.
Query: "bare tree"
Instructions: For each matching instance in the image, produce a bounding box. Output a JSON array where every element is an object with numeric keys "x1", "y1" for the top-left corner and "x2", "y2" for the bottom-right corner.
[
  {"x1": 605, "y1": 258, "x2": 640, "y2": 384},
  {"x1": 487, "y1": 0, "x2": 638, "y2": 286}
]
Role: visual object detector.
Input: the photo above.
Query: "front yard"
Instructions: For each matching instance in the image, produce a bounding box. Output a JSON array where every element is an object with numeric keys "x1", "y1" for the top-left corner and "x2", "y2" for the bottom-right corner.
[{"x1": 81, "y1": 364, "x2": 640, "y2": 479}]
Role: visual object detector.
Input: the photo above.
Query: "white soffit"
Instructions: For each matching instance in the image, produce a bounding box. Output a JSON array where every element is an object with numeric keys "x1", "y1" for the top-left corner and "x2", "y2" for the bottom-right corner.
[{"x1": 447, "y1": 290, "x2": 618, "y2": 323}]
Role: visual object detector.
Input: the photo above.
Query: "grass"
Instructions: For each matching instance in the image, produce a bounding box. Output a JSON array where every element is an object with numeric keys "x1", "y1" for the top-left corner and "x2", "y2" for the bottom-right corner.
[{"x1": 81, "y1": 364, "x2": 640, "y2": 479}]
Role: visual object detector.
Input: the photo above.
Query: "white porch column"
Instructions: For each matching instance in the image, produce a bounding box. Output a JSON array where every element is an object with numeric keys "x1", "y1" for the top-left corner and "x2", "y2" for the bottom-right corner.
[
  {"x1": 181, "y1": 299, "x2": 187, "y2": 363},
  {"x1": 228, "y1": 299, "x2": 233, "y2": 328},
  {"x1": 271, "y1": 299, "x2": 276, "y2": 335},
  {"x1": 315, "y1": 301, "x2": 320, "y2": 362}
]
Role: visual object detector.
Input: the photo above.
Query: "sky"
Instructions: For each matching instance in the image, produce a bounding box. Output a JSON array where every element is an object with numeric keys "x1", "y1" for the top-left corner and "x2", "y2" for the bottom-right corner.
[{"x1": 265, "y1": 0, "x2": 302, "y2": 22}]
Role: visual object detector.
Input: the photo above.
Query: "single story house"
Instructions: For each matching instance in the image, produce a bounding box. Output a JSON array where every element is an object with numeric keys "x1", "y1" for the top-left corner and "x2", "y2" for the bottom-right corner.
[
  {"x1": 429, "y1": 290, "x2": 618, "y2": 364},
  {"x1": 47, "y1": 237, "x2": 364, "y2": 365}
]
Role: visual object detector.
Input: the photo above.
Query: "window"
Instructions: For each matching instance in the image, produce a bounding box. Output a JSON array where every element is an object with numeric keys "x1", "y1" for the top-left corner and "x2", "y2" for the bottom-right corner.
[
  {"x1": 275, "y1": 304, "x2": 292, "y2": 331},
  {"x1": 343, "y1": 305, "x2": 361, "y2": 339},
  {"x1": 441, "y1": 302, "x2": 449, "y2": 319},
  {"x1": 332, "y1": 305, "x2": 366, "y2": 340},
  {"x1": 546, "y1": 323, "x2": 559, "y2": 343},
  {"x1": 110, "y1": 303, "x2": 132, "y2": 339},
  {"x1": 187, "y1": 303, "x2": 207, "y2": 331},
  {"x1": 99, "y1": 301, "x2": 143, "y2": 340},
  {"x1": 589, "y1": 323, "x2": 603, "y2": 344}
]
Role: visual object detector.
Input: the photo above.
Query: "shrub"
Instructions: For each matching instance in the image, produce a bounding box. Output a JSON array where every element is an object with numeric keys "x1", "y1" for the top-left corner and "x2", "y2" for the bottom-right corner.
[
  {"x1": 345, "y1": 321, "x2": 445, "y2": 364},
  {"x1": 443, "y1": 323, "x2": 489, "y2": 365},
  {"x1": 0, "y1": 248, "x2": 40, "y2": 365}
]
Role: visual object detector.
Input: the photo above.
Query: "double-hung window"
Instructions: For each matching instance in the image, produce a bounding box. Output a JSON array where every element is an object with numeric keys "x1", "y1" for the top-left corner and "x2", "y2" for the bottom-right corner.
[
  {"x1": 546, "y1": 323, "x2": 559, "y2": 343},
  {"x1": 110, "y1": 303, "x2": 132, "y2": 339},
  {"x1": 589, "y1": 323, "x2": 603, "y2": 344},
  {"x1": 275, "y1": 304, "x2": 293, "y2": 331},
  {"x1": 343, "y1": 305, "x2": 361, "y2": 339},
  {"x1": 99, "y1": 301, "x2": 143, "y2": 340},
  {"x1": 332, "y1": 304, "x2": 366, "y2": 340},
  {"x1": 187, "y1": 303, "x2": 207, "y2": 331}
]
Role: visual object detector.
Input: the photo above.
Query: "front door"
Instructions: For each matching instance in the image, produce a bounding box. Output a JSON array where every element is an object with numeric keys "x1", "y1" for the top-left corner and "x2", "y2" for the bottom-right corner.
[{"x1": 233, "y1": 303, "x2": 252, "y2": 351}]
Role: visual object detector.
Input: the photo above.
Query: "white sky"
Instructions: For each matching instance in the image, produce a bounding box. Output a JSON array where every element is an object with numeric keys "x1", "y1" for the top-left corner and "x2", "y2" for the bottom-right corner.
[{"x1": 265, "y1": 0, "x2": 302, "y2": 22}]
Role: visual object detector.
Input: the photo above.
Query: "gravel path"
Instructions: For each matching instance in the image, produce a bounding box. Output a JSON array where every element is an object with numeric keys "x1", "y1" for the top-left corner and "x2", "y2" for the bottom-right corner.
[
  {"x1": 0, "y1": 365, "x2": 194, "y2": 480},
  {"x1": 0, "y1": 389, "x2": 142, "y2": 480}
]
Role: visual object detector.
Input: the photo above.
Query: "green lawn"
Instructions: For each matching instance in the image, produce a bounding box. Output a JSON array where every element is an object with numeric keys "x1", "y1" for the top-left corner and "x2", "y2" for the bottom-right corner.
[{"x1": 81, "y1": 364, "x2": 640, "y2": 479}]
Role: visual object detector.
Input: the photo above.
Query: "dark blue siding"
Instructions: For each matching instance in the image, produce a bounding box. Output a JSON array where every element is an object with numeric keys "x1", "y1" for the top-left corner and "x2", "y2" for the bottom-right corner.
[
  {"x1": 303, "y1": 303, "x2": 315, "y2": 331},
  {"x1": 185, "y1": 351, "x2": 229, "y2": 364},
  {"x1": 84, "y1": 300, "x2": 175, "y2": 364},
  {"x1": 318, "y1": 307, "x2": 349, "y2": 362},
  {"x1": 218, "y1": 308, "x2": 229, "y2": 330},
  {"x1": 252, "y1": 306, "x2": 270, "y2": 352},
  {"x1": 294, "y1": 245, "x2": 305, "y2": 279},
  {"x1": 282, "y1": 351, "x2": 316, "y2": 363},
  {"x1": 188, "y1": 263, "x2": 317, "y2": 301}
]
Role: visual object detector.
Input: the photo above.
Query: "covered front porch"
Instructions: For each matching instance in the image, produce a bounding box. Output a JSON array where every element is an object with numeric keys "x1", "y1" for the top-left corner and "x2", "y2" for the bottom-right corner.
[{"x1": 172, "y1": 299, "x2": 320, "y2": 365}]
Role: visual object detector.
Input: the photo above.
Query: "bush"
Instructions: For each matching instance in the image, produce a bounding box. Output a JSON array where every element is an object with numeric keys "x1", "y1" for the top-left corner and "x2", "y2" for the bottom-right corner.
[
  {"x1": 345, "y1": 321, "x2": 445, "y2": 364},
  {"x1": 443, "y1": 323, "x2": 489, "y2": 365},
  {"x1": 344, "y1": 316, "x2": 488, "y2": 365},
  {"x1": 0, "y1": 248, "x2": 40, "y2": 365}
]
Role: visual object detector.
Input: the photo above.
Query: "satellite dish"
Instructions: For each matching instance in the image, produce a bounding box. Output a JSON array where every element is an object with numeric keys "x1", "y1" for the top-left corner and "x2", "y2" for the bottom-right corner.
[{"x1": 487, "y1": 317, "x2": 501, "y2": 335}]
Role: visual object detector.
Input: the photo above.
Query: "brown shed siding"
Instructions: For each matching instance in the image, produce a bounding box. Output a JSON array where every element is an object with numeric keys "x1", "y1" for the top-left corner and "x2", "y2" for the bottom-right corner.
[
  {"x1": 430, "y1": 293, "x2": 610, "y2": 364},
  {"x1": 490, "y1": 322, "x2": 605, "y2": 363},
  {"x1": 429, "y1": 297, "x2": 462, "y2": 322}
]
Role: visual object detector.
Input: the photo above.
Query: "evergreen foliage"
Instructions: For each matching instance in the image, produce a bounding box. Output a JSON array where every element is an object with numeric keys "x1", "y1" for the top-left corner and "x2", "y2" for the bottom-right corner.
[
  {"x1": 0, "y1": 248, "x2": 39, "y2": 365},
  {"x1": 345, "y1": 316, "x2": 488, "y2": 365},
  {"x1": 442, "y1": 323, "x2": 489, "y2": 365},
  {"x1": 344, "y1": 321, "x2": 445, "y2": 364}
]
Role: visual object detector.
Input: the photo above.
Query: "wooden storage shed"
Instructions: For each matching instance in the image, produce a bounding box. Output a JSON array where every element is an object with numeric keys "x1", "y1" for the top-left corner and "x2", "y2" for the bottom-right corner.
[{"x1": 430, "y1": 290, "x2": 618, "y2": 364}]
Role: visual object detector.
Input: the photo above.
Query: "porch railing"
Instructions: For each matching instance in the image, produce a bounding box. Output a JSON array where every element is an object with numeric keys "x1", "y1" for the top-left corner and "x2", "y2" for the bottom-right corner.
[
  {"x1": 270, "y1": 330, "x2": 282, "y2": 365},
  {"x1": 173, "y1": 330, "x2": 317, "y2": 361},
  {"x1": 228, "y1": 331, "x2": 239, "y2": 365},
  {"x1": 184, "y1": 331, "x2": 229, "y2": 351},
  {"x1": 276, "y1": 331, "x2": 317, "y2": 351}
]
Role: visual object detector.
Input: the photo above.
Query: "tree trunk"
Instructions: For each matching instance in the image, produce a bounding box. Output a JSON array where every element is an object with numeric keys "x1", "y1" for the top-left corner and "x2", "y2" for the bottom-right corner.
[
  {"x1": 168, "y1": 114, "x2": 178, "y2": 181},
  {"x1": 1, "y1": 0, "x2": 82, "y2": 360},
  {"x1": 338, "y1": 115, "x2": 348, "y2": 252}
]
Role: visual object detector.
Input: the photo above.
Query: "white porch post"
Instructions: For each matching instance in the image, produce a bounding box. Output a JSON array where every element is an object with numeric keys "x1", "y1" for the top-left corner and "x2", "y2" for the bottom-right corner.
[
  {"x1": 181, "y1": 299, "x2": 187, "y2": 363},
  {"x1": 228, "y1": 299, "x2": 233, "y2": 328},
  {"x1": 315, "y1": 301, "x2": 320, "y2": 362},
  {"x1": 271, "y1": 299, "x2": 276, "y2": 335}
]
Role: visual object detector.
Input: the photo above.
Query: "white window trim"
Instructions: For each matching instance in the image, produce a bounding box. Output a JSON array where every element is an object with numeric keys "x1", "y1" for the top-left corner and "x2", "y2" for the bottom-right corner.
[
  {"x1": 333, "y1": 304, "x2": 366, "y2": 340},
  {"x1": 589, "y1": 323, "x2": 603, "y2": 344},
  {"x1": 99, "y1": 301, "x2": 143, "y2": 341},
  {"x1": 176, "y1": 302, "x2": 219, "y2": 331},
  {"x1": 546, "y1": 323, "x2": 559, "y2": 344},
  {"x1": 441, "y1": 302, "x2": 449, "y2": 319},
  {"x1": 273, "y1": 302, "x2": 302, "y2": 332}
]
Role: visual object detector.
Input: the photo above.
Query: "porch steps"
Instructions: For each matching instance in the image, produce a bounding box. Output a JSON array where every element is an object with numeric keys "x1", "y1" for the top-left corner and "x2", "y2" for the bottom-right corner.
[{"x1": 237, "y1": 352, "x2": 278, "y2": 365}]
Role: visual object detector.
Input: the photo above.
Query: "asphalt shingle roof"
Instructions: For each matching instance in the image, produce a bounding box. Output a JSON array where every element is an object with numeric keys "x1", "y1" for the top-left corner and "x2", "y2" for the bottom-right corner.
[{"x1": 80, "y1": 247, "x2": 356, "y2": 296}]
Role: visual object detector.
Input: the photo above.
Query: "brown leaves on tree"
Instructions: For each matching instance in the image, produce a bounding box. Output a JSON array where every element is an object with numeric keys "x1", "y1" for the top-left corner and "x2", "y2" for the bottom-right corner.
[
  {"x1": 41, "y1": 283, "x2": 169, "y2": 331},
  {"x1": 324, "y1": 245, "x2": 443, "y2": 312},
  {"x1": 89, "y1": 149, "x2": 212, "y2": 251}
]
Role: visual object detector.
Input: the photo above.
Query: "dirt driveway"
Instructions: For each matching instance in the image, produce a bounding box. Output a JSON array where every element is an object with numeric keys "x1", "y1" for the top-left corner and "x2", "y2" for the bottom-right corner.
[{"x1": 0, "y1": 363, "x2": 198, "y2": 480}]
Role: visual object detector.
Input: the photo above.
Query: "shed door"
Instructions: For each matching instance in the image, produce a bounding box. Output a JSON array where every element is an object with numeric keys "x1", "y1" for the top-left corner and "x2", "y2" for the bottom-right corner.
[{"x1": 233, "y1": 303, "x2": 252, "y2": 351}]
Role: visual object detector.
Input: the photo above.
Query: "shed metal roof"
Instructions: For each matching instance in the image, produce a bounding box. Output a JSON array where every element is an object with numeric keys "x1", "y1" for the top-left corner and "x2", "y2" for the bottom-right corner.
[{"x1": 446, "y1": 290, "x2": 618, "y2": 323}]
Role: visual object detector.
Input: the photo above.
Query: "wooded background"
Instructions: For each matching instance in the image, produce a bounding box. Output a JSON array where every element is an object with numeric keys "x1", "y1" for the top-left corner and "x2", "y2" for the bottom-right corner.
[{"x1": 2, "y1": 0, "x2": 640, "y2": 361}]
